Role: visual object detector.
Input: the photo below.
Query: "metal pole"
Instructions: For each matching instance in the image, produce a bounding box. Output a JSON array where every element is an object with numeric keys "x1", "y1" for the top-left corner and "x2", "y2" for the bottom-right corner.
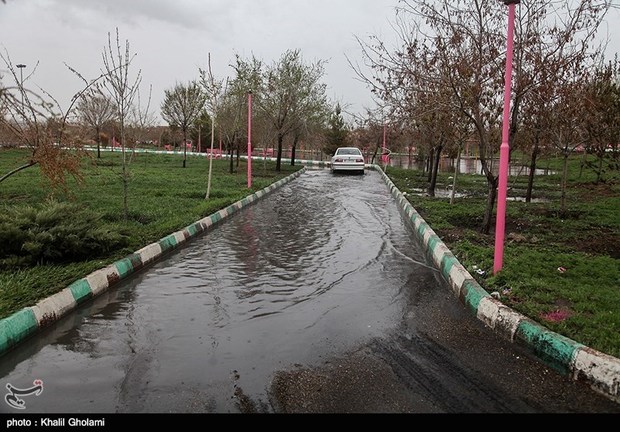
[
  {"x1": 247, "y1": 91, "x2": 252, "y2": 189},
  {"x1": 494, "y1": 1, "x2": 518, "y2": 274},
  {"x1": 382, "y1": 123, "x2": 387, "y2": 166},
  {"x1": 16, "y1": 64, "x2": 26, "y2": 112}
]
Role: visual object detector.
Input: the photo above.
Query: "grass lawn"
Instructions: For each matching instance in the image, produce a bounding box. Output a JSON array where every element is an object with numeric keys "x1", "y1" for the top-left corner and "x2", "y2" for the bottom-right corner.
[
  {"x1": 0, "y1": 148, "x2": 302, "y2": 320},
  {"x1": 385, "y1": 155, "x2": 620, "y2": 359}
]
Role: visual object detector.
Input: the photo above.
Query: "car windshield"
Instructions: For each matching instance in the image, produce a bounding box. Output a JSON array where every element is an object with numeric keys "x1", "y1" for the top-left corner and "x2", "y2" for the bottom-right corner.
[{"x1": 336, "y1": 148, "x2": 361, "y2": 156}]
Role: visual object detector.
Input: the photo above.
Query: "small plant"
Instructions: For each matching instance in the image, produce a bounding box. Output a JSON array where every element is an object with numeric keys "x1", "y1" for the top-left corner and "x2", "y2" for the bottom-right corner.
[{"x1": 0, "y1": 199, "x2": 128, "y2": 267}]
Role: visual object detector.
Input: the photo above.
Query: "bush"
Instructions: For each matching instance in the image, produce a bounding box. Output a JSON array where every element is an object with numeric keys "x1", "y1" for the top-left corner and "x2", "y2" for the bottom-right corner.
[{"x1": 0, "y1": 200, "x2": 129, "y2": 267}]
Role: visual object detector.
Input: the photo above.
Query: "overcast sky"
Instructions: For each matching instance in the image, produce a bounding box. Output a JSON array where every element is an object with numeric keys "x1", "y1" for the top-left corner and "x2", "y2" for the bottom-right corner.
[{"x1": 1, "y1": 0, "x2": 620, "y2": 126}]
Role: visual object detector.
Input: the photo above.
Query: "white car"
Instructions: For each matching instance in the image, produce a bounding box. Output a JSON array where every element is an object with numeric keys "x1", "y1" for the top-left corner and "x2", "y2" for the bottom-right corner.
[{"x1": 330, "y1": 147, "x2": 365, "y2": 175}]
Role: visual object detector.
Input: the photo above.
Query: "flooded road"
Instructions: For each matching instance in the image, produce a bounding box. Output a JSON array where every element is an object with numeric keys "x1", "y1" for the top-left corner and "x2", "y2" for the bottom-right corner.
[{"x1": 0, "y1": 169, "x2": 617, "y2": 414}]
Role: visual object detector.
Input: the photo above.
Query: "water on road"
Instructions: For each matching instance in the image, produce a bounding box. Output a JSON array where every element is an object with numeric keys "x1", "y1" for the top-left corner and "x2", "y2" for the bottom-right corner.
[{"x1": 0, "y1": 169, "x2": 617, "y2": 414}]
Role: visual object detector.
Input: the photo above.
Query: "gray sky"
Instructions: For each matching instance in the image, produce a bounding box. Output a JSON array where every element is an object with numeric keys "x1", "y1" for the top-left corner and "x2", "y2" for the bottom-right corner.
[
  {"x1": 1, "y1": 0, "x2": 619, "y2": 126},
  {"x1": 0, "y1": 0, "x2": 401, "y2": 125}
]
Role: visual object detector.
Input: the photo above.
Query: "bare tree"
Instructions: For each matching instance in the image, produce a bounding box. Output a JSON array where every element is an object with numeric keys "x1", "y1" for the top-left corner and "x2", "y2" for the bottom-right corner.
[
  {"x1": 127, "y1": 84, "x2": 156, "y2": 152},
  {"x1": 223, "y1": 54, "x2": 263, "y2": 174},
  {"x1": 324, "y1": 103, "x2": 350, "y2": 156},
  {"x1": 199, "y1": 53, "x2": 224, "y2": 199},
  {"x1": 548, "y1": 79, "x2": 588, "y2": 213},
  {"x1": 582, "y1": 55, "x2": 620, "y2": 183},
  {"x1": 353, "y1": 0, "x2": 611, "y2": 234},
  {"x1": 0, "y1": 51, "x2": 100, "y2": 189},
  {"x1": 161, "y1": 80, "x2": 206, "y2": 169},
  {"x1": 100, "y1": 28, "x2": 142, "y2": 220},
  {"x1": 76, "y1": 89, "x2": 116, "y2": 158}
]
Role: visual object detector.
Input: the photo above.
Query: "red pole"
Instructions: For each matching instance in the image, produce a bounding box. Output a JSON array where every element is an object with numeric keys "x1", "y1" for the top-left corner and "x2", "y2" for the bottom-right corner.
[
  {"x1": 247, "y1": 91, "x2": 252, "y2": 189},
  {"x1": 494, "y1": 2, "x2": 518, "y2": 274},
  {"x1": 382, "y1": 123, "x2": 388, "y2": 165}
]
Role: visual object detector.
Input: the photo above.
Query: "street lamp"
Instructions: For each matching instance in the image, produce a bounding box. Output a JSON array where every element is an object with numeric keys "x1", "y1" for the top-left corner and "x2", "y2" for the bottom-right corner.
[
  {"x1": 494, "y1": 0, "x2": 520, "y2": 274},
  {"x1": 16, "y1": 63, "x2": 26, "y2": 111},
  {"x1": 247, "y1": 91, "x2": 252, "y2": 189},
  {"x1": 382, "y1": 123, "x2": 387, "y2": 166}
]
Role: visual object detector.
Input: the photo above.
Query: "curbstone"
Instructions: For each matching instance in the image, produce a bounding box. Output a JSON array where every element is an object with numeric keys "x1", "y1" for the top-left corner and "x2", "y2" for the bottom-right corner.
[
  {"x1": 69, "y1": 279, "x2": 93, "y2": 305},
  {"x1": 572, "y1": 347, "x2": 620, "y2": 403},
  {"x1": 371, "y1": 164, "x2": 620, "y2": 404},
  {"x1": 0, "y1": 309, "x2": 38, "y2": 353},
  {"x1": 31, "y1": 288, "x2": 76, "y2": 327},
  {"x1": 515, "y1": 319, "x2": 582, "y2": 376},
  {"x1": 86, "y1": 266, "x2": 119, "y2": 297}
]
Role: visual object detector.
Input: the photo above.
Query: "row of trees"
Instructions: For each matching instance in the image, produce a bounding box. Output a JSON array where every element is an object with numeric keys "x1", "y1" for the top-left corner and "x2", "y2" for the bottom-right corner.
[
  {"x1": 352, "y1": 0, "x2": 620, "y2": 233},
  {"x1": 5, "y1": 2, "x2": 618, "y2": 232},
  {"x1": 159, "y1": 49, "x2": 349, "y2": 174},
  {"x1": 0, "y1": 30, "x2": 353, "y2": 220}
]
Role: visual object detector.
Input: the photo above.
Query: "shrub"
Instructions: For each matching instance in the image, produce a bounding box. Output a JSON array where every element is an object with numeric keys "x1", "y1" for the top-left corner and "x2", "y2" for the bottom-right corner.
[{"x1": 0, "y1": 200, "x2": 129, "y2": 267}]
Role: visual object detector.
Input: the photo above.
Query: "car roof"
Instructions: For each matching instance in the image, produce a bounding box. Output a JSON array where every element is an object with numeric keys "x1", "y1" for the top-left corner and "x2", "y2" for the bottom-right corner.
[{"x1": 335, "y1": 147, "x2": 362, "y2": 152}]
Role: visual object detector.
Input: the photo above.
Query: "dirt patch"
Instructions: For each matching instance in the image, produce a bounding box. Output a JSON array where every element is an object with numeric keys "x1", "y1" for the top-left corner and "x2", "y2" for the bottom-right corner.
[
  {"x1": 268, "y1": 347, "x2": 428, "y2": 413},
  {"x1": 576, "y1": 182, "x2": 619, "y2": 200},
  {"x1": 571, "y1": 232, "x2": 620, "y2": 259}
]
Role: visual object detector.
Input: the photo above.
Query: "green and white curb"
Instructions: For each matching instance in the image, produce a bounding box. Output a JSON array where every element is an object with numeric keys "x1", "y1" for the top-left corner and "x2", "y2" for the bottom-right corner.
[
  {"x1": 0, "y1": 167, "x2": 306, "y2": 357},
  {"x1": 374, "y1": 164, "x2": 620, "y2": 404}
]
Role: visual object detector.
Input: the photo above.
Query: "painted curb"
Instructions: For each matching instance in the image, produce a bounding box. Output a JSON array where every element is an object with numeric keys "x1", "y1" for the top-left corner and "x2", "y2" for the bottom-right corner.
[
  {"x1": 373, "y1": 164, "x2": 620, "y2": 404},
  {"x1": 0, "y1": 167, "x2": 306, "y2": 358}
]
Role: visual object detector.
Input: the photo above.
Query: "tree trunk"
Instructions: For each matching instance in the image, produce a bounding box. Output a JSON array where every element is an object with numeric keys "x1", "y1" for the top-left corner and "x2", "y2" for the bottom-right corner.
[
  {"x1": 481, "y1": 176, "x2": 498, "y2": 235},
  {"x1": 229, "y1": 142, "x2": 234, "y2": 174},
  {"x1": 96, "y1": 126, "x2": 101, "y2": 159},
  {"x1": 291, "y1": 135, "x2": 298, "y2": 166},
  {"x1": 596, "y1": 154, "x2": 604, "y2": 184},
  {"x1": 450, "y1": 147, "x2": 461, "y2": 205},
  {"x1": 121, "y1": 132, "x2": 129, "y2": 221},
  {"x1": 579, "y1": 150, "x2": 587, "y2": 178},
  {"x1": 276, "y1": 133, "x2": 284, "y2": 172},
  {"x1": 205, "y1": 118, "x2": 215, "y2": 200},
  {"x1": 525, "y1": 143, "x2": 539, "y2": 203},
  {"x1": 182, "y1": 128, "x2": 187, "y2": 168},
  {"x1": 560, "y1": 152, "x2": 569, "y2": 215},
  {"x1": 427, "y1": 147, "x2": 435, "y2": 182},
  {"x1": 428, "y1": 144, "x2": 442, "y2": 197}
]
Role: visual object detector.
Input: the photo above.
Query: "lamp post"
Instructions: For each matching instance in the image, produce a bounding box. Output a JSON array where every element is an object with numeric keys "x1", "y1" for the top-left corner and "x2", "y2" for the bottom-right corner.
[
  {"x1": 382, "y1": 122, "x2": 389, "y2": 166},
  {"x1": 247, "y1": 91, "x2": 253, "y2": 189},
  {"x1": 494, "y1": 0, "x2": 520, "y2": 274},
  {"x1": 16, "y1": 63, "x2": 26, "y2": 111}
]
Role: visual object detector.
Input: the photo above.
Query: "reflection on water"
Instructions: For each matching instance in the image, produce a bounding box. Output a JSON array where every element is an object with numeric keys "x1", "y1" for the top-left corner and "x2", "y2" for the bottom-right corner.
[
  {"x1": 248, "y1": 149, "x2": 555, "y2": 177},
  {"x1": 387, "y1": 155, "x2": 555, "y2": 176}
]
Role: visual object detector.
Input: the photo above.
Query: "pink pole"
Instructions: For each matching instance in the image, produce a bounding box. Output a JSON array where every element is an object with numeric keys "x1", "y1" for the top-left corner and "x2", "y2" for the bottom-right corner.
[
  {"x1": 494, "y1": 3, "x2": 517, "y2": 274},
  {"x1": 383, "y1": 123, "x2": 386, "y2": 153},
  {"x1": 247, "y1": 91, "x2": 252, "y2": 189},
  {"x1": 382, "y1": 123, "x2": 387, "y2": 165}
]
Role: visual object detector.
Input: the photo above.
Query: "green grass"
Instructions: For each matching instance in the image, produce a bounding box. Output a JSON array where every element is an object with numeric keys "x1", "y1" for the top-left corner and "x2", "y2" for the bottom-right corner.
[
  {"x1": 0, "y1": 148, "x2": 302, "y2": 319},
  {"x1": 386, "y1": 159, "x2": 620, "y2": 358}
]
